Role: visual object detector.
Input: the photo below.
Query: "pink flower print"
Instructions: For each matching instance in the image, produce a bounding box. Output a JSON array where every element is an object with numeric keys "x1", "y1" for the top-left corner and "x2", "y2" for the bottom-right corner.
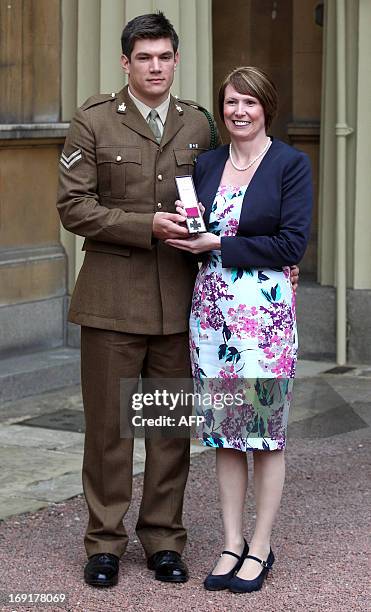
[
  {"x1": 258, "y1": 360, "x2": 271, "y2": 373},
  {"x1": 218, "y1": 203, "x2": 235, "y2": 221},
  {"x1": 263, "y1": 346, "x2": 275, "y2": 359},
  {"x1": 218, "y1": 365, "x2": 238, "y2": 379},
  {"x1": 271, "y1": 347, "x2": 294, "y2": 377},
  {"x1": 267, "y1": 406, "x2": 284, "y2": 439},
  {"x1": 271, "y1": 334, "x2": 282, "y2": 347},
  {"x1": 224, "y1": 218, "x2": 239, "y2": 236},
  {"x1": 229, "y1": 304, "x2": 247, "y2": 317},
  {"x1": 243, "y1": 318, "x2": 259, "y2": 337},
  {"x1": 218, "y1": 185, "x2": 229, "y2": 196},
  {"x1": 200, "y1": 306, "x2": 211, "y2": 330}
]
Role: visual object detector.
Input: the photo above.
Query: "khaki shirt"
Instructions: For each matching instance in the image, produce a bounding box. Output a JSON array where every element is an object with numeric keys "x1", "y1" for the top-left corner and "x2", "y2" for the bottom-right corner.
[{"x1": 57, "y1": 85, "x2": 218, "y2": 334}]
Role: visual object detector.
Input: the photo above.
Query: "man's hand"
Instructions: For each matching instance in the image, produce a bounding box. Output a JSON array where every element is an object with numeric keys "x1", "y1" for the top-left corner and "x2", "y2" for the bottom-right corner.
[
  {"x1": 152, "y1": 212, "x2": 190, "y2": 240},
  {"x1": 290, "y1": 265, "x2": 299, "y2": 292}
]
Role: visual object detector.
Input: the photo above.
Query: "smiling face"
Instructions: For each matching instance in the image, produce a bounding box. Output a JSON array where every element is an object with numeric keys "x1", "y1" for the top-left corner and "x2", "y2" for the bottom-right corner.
[
  {"x1": 121, "y1": 37, "x2": 179, "y2": 107},
  {"x1": 223, "y1": 84, "x2": 266, "y2": 141}
]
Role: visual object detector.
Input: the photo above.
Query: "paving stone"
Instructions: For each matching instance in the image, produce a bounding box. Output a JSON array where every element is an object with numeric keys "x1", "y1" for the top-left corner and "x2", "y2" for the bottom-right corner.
[
  {"x1": 288, "y1": 403, "x2": 368, "y2": 439},
  {"x1": 0, "y1": 385, "x2": 83, "y2": 425},
  {"x1": 351, "y1": 401, "x2": 371, "y2": 427},
  {"x1": 0, "y1": 447, "x2": 82, "y2": 499},
  {"x1": 0, "y1": 424, "x2": 84, "y2": 450},
  {"x1": 21, "y1": 409, "x2": 85, "y2": 433},
  {"x1": 0, "y1": 347, "x2": 80, "y2": 403},
  {"x1": 0, "y1": 496, "x2": 48, "y2": 520},
  {"x1": 17, "y1": 471, "x2": 83, "y2": 503}
]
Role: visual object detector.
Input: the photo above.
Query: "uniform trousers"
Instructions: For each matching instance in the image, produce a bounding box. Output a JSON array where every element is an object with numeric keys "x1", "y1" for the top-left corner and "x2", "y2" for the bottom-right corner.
[{"x1": 81, "y1": 326, "x2": 191, "y2": 558}]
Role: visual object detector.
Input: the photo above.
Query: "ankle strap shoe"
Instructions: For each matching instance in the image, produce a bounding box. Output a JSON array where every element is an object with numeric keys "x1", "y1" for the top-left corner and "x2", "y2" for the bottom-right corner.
[
  {"x1": 229, "y1": 548, "x2": 275, "y2": 593},
  {"x1": 204, "y1": 539, "x2": 249, "y2": 591}
]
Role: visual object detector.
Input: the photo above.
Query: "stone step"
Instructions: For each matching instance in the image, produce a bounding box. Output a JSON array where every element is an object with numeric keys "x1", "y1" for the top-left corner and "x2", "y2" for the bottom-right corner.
[{"x1": 0, "y1": 347, "x2": 80, "y2": 403}]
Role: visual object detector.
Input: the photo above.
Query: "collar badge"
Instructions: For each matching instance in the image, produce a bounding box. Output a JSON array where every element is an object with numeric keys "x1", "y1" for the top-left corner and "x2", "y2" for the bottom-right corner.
[
  {"x1": 175, "y1": 104, "x2": 183, "y2": 115},
  {"x1": 117, "y1": 102, "x2": 127, "y2": 113}
]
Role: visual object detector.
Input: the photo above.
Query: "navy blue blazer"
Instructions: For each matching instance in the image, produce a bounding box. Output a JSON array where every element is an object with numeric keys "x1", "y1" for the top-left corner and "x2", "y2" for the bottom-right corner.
[{"x1": 193, "y1": 139, "x2": 313, "y2": 268}]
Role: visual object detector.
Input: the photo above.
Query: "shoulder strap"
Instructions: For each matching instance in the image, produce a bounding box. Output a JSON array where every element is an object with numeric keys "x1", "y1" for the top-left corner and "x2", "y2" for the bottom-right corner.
[
  {"x1": 81, "y1": 93, "x2": 116, "y2": 111},
  {"x1": 177, "y1": 98, "x2": 220, "y2": 150}
]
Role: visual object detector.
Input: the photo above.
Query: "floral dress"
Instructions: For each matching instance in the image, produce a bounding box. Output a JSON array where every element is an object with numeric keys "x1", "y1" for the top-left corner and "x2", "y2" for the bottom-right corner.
[{"x1": 189, "y1": 184, "x2": 297, "y2": 451}]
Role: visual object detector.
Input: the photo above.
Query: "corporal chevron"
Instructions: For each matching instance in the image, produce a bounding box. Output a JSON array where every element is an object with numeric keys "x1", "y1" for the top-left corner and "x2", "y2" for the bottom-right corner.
[{"x1": 60, "y1": 149, "x2": 82, "y2": 169}]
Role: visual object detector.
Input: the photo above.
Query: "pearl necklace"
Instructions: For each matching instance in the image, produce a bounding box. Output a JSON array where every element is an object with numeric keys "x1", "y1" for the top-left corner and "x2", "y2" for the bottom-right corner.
[{"x1": 229, "y1": 138, "x2": 271, "y2": 171}]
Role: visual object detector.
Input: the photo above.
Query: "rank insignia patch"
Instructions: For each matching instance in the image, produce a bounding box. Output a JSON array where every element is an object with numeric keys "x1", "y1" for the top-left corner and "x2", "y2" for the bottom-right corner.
[{"x1": 60, "y1": 148, "x2": 82, "y2": 170}]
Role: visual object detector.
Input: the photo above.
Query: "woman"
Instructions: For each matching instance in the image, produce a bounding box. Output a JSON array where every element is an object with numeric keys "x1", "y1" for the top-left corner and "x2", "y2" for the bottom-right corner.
[{"x1": 166, "y1": 67, "x2": 312, "y2": 593}]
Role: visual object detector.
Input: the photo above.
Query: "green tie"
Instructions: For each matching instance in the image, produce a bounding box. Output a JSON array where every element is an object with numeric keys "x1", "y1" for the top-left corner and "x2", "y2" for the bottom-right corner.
[{"x1": 147, "y1": 109, "x2": 162, "y2": 143}]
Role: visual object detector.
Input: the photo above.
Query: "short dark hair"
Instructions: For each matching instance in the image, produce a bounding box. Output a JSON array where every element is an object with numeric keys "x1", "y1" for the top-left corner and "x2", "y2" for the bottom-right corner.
[
  {"x1": 218, "y1": 66, "x2": 278, "y2": 130},
  {"x1": 121, "y1": 12, "x2": 179, "y2": 59}
]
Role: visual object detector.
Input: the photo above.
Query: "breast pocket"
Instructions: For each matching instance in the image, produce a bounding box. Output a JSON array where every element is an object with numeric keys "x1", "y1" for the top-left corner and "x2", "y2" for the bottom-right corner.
[
  {"x1": 96, "y1": 146, "x2": 142, "y2": 198},
  {"x1": 174, "y1": 148, "x2": 206, "y2": 176}
]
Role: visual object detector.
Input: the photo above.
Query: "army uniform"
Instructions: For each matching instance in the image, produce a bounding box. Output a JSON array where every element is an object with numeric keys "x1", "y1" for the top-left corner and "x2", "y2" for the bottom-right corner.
[{"x1": 57, "y1": 85, "x2": 219, "y2": 558}]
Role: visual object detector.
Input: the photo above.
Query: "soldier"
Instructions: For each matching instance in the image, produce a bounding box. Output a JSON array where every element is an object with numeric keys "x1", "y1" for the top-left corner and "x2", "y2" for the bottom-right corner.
[{"x1": 57, "y1": 12, "x2": 219, "y2": 587}]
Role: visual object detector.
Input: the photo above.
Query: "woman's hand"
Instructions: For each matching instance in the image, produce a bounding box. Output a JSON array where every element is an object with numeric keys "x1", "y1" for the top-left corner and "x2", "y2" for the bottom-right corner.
[{"x1": 166, "y1": 232, "x2": 221, "y2": 254}]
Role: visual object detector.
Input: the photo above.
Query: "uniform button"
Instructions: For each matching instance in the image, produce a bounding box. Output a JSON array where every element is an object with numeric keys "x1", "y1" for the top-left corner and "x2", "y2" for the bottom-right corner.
[
  {"x1": 157, "y1": 174, "x2": 163, "y2": 181},
  {"x1": 116, "y1": 155, "x2": 122, "y2": 161},
  {"x1": 157, "y1": 203, "x2": 162, "y2": 209}
]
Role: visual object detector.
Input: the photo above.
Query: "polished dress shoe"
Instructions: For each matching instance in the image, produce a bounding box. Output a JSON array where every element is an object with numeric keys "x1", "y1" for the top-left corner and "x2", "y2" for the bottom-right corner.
[
  {"x1": 229, "y1": 548, "x2": 275, "y2": 593},
  {"x1": 204, "y1": 539, "x2": 249, "y2": 591},
  {"x1": 147, "y1": 550, "x2": 189, "y2": 583},
  {"x1": 84, "y1": 553, "x2": 119, "y2": 587}
]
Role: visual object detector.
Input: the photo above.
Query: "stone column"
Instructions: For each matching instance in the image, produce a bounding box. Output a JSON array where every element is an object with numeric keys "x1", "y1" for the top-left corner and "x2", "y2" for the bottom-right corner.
[
  {"x1": 0, "y1": 0, "x2": 67, "y2": 356},
  {"x1": 318, "y1": 0, "x2": 358, "y2": 287},
  {"x1": 353, "y1": 0, "x2": 371, "y2": 290},
  {"x1": 348, "y1": 0, "x2": 371, "y2": 362}
]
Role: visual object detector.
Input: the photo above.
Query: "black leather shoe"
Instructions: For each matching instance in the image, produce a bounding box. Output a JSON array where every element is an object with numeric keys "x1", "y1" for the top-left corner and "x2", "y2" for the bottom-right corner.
[
  {"x1": 147, "y1": 550, "x2": 189, "y2": 583},
  {"x1": 204, "y1": 539, "x2": 249, "y2": 591},
  {"x1": 84, "y1": 553, "x2": 119, "y2": 587},
  {"x1": 229, "y1": 548, "x2": 275, "y2": 593}
]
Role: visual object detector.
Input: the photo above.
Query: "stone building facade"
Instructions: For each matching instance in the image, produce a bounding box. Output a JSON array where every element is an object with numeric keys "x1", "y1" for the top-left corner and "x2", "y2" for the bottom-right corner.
[{"x1": 0, "y1": 0, "x2": 370, "y2": 399}]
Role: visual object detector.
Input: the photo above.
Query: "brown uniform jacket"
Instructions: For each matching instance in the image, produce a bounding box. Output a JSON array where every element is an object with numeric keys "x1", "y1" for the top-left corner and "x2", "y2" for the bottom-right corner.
[{"x1": 57, "y1": 86, "x2": 218, "y2": 335}]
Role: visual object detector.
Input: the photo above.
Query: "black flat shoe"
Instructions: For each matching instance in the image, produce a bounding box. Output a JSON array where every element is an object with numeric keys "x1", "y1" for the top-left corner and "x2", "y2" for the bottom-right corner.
[
  {"x1": 204, "y1": 539, "x2": 249, "y2": 591},
  {"x1": 84, "y1": 553, "x2": 120, "y2": 588},
  {"x1": 229, "y1": 548, "x2": 275, "y2": 593},
  {"x1": 147, "y1": 550, "x2": 189, "y2": 583}
]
